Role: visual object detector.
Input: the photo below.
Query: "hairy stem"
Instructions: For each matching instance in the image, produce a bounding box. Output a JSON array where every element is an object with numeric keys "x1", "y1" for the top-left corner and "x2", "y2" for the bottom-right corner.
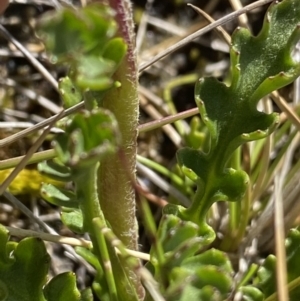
[
  {"x1": 94, "y1": 0, "x2": 143, "y2": 298},
  {"x1": 97, "y1": 0, "x2": 138, "y2": 254}
]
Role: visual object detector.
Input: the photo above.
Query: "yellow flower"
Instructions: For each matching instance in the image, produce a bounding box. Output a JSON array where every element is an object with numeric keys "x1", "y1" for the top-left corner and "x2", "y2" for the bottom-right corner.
[{"x1": 0, "y1": 169, "x2": 62, "y2": 196}]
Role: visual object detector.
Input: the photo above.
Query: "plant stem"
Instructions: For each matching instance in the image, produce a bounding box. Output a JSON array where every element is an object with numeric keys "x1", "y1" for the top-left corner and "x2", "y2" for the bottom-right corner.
[
  {"x1": 75, "y1": 165, "x2": 104, "y2": 236},
  {"x1": 95, "y1": 0, "x2": 143, "y2": 298},
  {"x1": 97, "y1": 0, "x2": 138, "y2": 251}
]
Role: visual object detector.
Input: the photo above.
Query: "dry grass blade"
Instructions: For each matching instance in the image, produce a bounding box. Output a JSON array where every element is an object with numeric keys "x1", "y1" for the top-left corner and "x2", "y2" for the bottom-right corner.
[
  {"x1": 48, "y1": 0, "x2": 61, "y2": 9},
  {"x1": 6, "y1": 226, "x2": 92, "y2": 248},
  {"x1": 137, "y1": 162, "x2": 190, "y2": 207},
  {"x1": 0, "y1": 77, "x2": 61, "y2": 114},
  {"x1": 0, "y1": 24, "x2": 58, "y2": 91},
  {"x1": 5, "y1": 226, "x2": 150, "y2": 260},
  {"x1": 0, "y1": 109, "x2": 64, "y2": 195},
  {"x1": 274, "y1": 174, "x2": 289, "y2": 301},
  {"x1": 136, "y1": 2, "x2": 150, "y2": 53},
  {"x1": 0, "y1": 101, "x2": 84, "y2": 148},
  {"x1": 146, "y1": 16, "x2": 186, "y2": 36},
  {"x1": 188, "y1": 3, "x2": 231, "y2": 45},
  {"x1": 0, "y1": 149, "x2": 56, "y2": 170},
  {"x1": 229, "y1": 0, "x2": 249, "y2": 27},
  {"x1": 138, "y1": 107, "x2": 199, "y2": 133},
  {"x1": 139, "y1": 21, "x2": 207, "y2": 62},
  {"x1": 141, "y1": 269, "x2": 166, "y2": 301},
  {"x1": 3, "y1": 190, "x2": 51, "y2": 231},
  {"x1": 10, "y1": 0, "x2": 60, "y2": 7},
  {"x1": 136, "y1": 180, "x2": 168, "y2": 207},
  {"x1": 271, "y1": 91, "x2": 300, "y2": 132},
  {"x1": 139, "y1": 93, "x2": 182, "y2": 147},
  {"x1": 138, "y1": 0, "x2": 274, "y2": 72},
  {"x1": 0, "y1": 107, "x2": 199, "y2": 169}
]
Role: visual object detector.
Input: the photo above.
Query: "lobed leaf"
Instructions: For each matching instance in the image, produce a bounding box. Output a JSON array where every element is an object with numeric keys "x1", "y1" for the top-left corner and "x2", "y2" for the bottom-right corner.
[
  {"x1": 176, "y1": 0, "x2": 300, "y2": 231},
  {"x1": 150, "y1": 1, "x2": 300, "y2": 299}
]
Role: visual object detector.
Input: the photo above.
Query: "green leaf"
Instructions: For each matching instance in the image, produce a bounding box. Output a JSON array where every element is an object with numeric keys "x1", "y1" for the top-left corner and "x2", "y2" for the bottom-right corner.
[
  {"x1": 238, "y1": 286, "x2": 264, "y2": 301},
  {"x1": 195, "y1": 0, "x2": 300, "y2": 164},
  {"x1": 149, "y1": 214, "x2": 227, "y2": 295},
  {"x1": 176, "y1": 0, "x2": 300, "y2": 231},
  {"x1": 54, "y1": 108, "x2": 120, "y2": 170},
  {"x1": 0, "y1": 225, "x2": 49, "y2": 301},
  {"x1": 257, "y1": 254, "x2": 276, "y2": 297},
  {"x1": 257, "y1": 228, "x2": 300, "y2": 300},
  {"x1": 180, "y1": 248, "x2": 233, "y2": 275},
  {"x1": 58, "y1": 76, "x2": 82, "y2": 108},
  {"x1": 156, "y1": 214, "x2": 199, "y2": 254},
  {"x1": 40, "y1": 183, "x2": 78, "y2": 208},
  {"x1": 162, "y1": 204, "x2": 215, "y2": 245},
  {"x1": 38, "y1": 160, "x2": 72, "y2": 182},
  {"x1": 102, "y1": 37, "x2": 127, "y2": 67},
  {"x1": 75, "y1": 56, "x2": 115, "y2": 91},
  {"x1": 163, "y1": 248, "x2": 233, "y2": 300},
  {"x1": 149, "y1": 2, "x2": 300, "y2": 300},
  {"x1": 194, "y1": 266, "x2": 232, "y2": 295},
  {"x1": 37, "y1": 4, "x2": 117, "y2": 62},
  {"x1": 80, "y1": 288, "x2": 94, "y2": 301},
  {"x1": 43, "y1": 272, "x2": 81, "y2": 301},
  {"x1": 38, "y1": 4, "x2": 127, "y2": 94},
  {"x1": 61, "y1": 207, "x2": 84, "y2": 234}
]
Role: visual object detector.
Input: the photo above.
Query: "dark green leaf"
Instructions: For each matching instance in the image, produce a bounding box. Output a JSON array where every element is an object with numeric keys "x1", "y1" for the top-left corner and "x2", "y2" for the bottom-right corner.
[
  {"x1": 44, "y1": 272, "x2": 81, "y2": 301},
  {"x1": 0, "y1": 225, "x2": 49, "y2": 301}
]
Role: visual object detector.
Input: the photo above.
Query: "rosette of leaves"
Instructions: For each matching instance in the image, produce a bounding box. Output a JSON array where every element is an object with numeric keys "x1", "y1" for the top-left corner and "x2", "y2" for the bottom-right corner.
[{"x1": 146, "y1": 214, "x2": 234, "y2": 301}]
